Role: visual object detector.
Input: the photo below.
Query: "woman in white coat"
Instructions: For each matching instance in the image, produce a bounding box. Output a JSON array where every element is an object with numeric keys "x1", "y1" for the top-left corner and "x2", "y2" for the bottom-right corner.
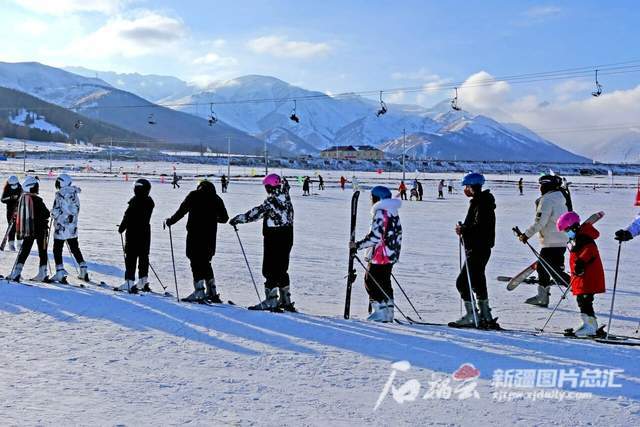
[{"x1": 50, "y1": 174, "x2": 89, "y2": 283}]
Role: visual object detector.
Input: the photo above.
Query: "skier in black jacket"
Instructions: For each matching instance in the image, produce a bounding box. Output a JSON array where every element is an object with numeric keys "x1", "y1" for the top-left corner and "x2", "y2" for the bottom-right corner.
[
  {"x1": 116, "y1": 179, "x2": 154, "y2": 293},
  {"x1": 450, "y1": 172, "x2": 498, "y2": 328},
  {"x1": 165, "y1": 180, "x2": 229, "y2": 302},
  {"x1": 229, "y1": 173, "x2": 295, "y2": 311},
  {"x1": 1, "y1": 175, "x2": 22, "y2": 251},
  {"x1": 7, "y1": 176, "x2": 49, "y2": 281}
]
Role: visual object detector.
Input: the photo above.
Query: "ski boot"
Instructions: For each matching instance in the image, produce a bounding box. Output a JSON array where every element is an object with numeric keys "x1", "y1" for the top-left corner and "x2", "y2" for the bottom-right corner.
[
  {"x1": 367, "y1": 300, "x2": 391, "y2": 322},
  {"x1": 7, "y1": 240, "x2": 15, "y2": 251},
  {"x1": 573, "y1": 313, "x2": 598, "y2": 337},
  {"x1": 277, "y1": 286, "x2": 296, "y2": 312},
  {"x1": 249, "y1": 287, "x2": 279, "y2": 311},
  {"x1": 137, "y1": 276, "x2": 151, "y2": 292},
  {"x1": 525, "y1": 285, "x2": 549, "y2": 307},
  {"x1": 31, "y1": 265, "x2": 49, "y2": 282},
  {"x1": 205, "y1": 278, "x2": 222, "y2": 303},
  {"x1": 448, "y1": 301, "x2": 478, "y2": 328},
  {"x1": 77, "y1": 262, "x2": 89, "y2": 282},
  {"x1": 6, "y1": 263, "x2": 23, "y2": 281},
  {"x1": 182, "y1": 280, "x2": 206, "y2": 302},
  {"x1": 478, "y1": 299, "x2": 501, "y2": 330},
  {"x1": 384, "y1": 299, "x2": 395, "y2": 323},
  {"x1": 51, "y1": 265, "x2": 68, "y2": 284},
  {"x1": 116, "y1": 280, "x2": 138, "y2": 294}
]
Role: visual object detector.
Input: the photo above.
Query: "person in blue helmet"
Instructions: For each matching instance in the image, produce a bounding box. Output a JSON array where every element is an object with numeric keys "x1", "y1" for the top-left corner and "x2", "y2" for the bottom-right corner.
[
  {"x1": 450, "y1": 173, "x2": 499, "y2": 329},
  {"x1": 350, "y1": 185, "x2": 403, "y2": 322}
]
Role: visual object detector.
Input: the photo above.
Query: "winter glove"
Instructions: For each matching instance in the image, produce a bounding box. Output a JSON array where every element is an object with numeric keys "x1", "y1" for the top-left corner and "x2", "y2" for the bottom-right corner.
[
  {"x1": 614, "y1": 229, "x2": 633, "y2": 242},
  {"x1": 67, "y1": 215, "x2": 74, "y2": 224},
  {"x1": 165, "y1": 218, "x2": 174, "y2": 228},
  {"x1": 574, "y1": 259, "x2": 585, "y2": 276},
  {"x1": 518, "y1": 234, "x2": 528, "y2": 244},
  {"x1": 229, "y1": 216, "x2": 240, "y2": 226},
  {"x1": 118, "y1": 224, "x2": 125, "y2": 234}
]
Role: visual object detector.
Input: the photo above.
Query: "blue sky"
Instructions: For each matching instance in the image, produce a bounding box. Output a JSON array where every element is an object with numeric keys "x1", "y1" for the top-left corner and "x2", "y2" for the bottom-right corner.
[{"x1": 1, "y1": 0, "x2": 640, "y2": 152}]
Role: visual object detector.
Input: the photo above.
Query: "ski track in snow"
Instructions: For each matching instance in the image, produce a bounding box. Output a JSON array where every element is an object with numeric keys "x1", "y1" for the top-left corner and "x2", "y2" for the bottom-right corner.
[{"x1": 0, "y1": 159, "x2": 639, "y2": 426}]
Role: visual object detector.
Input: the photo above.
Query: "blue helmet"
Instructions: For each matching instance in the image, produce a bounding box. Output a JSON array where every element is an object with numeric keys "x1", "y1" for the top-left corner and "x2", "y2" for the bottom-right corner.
[
  {"x1": 461, "y1": 173, "x2": 485, "y2": 187},
  {"x1": 371, "y1": 185, "x2": 392, "y2": 200}
]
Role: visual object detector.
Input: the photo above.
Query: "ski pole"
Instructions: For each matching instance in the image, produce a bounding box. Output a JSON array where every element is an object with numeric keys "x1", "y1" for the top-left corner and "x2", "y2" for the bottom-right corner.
[
  {"x1": 65, "y1": 240, "x2": 80, "y2": 274},
  {"x1": 164, "y1": 222, "x2": 180, "y2": 302},
  {"x1": 118, "y1": 229, "x2": 127, "y2": 265},
  {"x1": 513, "y1": 226, "x2": 569, "y2": 290},
  {"x1": 459, "y1": 238, "x2": 463, "y2": 317},
  {"x1": 458, "y1": 223, "x2": 479, "y2": 328},
  {"x1": 232, "y1": 225, "x2": 262, "y2": 304},
  {"x1": 44, "y1": 217, "x2": 53, "y2": 276},
  {"x1": 537, "y1": 281, "x2": 573, "y2": 334},
  {"x1": 353, "y1": 255, "x2": 410, "y2": 322},
  {"x1": 605, "y1": 241, "x2": 622, "y2": 339},
  {"x1": 148, "y1": 262, "x2": 169, "y2": 293},
  {"x1": 390, "y1": 271, "x2": 423, "y2": 320}
]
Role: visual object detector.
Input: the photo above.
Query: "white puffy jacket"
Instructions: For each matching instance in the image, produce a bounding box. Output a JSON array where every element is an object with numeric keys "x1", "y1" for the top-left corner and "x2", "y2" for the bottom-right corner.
[
  {"x1": 524, "y1": 190, "x2": 568, "y2": 248},
  {"x1": 52, "y1": 186, "x2": 81, "y2": 240},
  {"x1": 627, "y1": 214, "x2": 640, "y2": 237}
]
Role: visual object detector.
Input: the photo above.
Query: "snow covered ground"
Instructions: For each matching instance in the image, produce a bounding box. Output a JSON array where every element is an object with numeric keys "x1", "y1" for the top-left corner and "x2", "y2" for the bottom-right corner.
[{"x1": 1, "y1": 159, "x2": 639, "y2": 426}]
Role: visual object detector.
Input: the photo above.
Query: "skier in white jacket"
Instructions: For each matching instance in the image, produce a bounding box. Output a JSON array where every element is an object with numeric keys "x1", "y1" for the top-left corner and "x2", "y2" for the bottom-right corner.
[
  {"x1": 50, "y1": 174, "x2": 89, "y2": 283},
  {"x1": 519, "y1": 175, "x2": 571, "y2": 307}
]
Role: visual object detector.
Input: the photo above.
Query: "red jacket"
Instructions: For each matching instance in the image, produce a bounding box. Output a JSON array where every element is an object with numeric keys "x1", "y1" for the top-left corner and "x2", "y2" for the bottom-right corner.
[{"x1": 569, "y1": 223, "x2": 605, "y2": 295}]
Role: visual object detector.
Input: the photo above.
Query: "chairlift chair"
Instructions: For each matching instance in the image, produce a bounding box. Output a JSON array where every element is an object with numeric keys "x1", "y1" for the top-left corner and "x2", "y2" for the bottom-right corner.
[
  {"x1": 376, "y1": 91, "x2": 388, "y2": 117},
  {"x1": 451, "y1": 87, "x2": 462, "y2": 111},
  {"x1": 208, "y1": 103, "x2": 218, "y2": 126},
  {"x1": 148, "y1": 113, "x2": 157, "y2": 125},
  {"x1": 289, "y1": 100, "x2": 300, "y2": 123},
  {"x1": 591, "y1": 69, "x2": 603, "y2": 97}
]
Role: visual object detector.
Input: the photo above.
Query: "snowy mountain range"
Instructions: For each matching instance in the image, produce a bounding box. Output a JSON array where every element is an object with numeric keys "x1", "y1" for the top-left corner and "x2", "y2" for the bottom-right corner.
[
  {"x1": 0, "y1": 62, "x2": 269, "y2": 154},
  {"x1": 0, "y1": 62, "x2": 595, "y2": 162}
]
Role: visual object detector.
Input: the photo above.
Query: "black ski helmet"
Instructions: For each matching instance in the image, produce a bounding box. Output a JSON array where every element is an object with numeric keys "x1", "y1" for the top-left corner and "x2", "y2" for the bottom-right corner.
[
  {"x1": 134, "y1": 178, "x2": 151, "y2": 197},
  {"x1": 197, "y1": 179, "x2": 216, "y2": 193},
  {"x1": 538, "y1": 174, "x2": 562, "y2": 194}
]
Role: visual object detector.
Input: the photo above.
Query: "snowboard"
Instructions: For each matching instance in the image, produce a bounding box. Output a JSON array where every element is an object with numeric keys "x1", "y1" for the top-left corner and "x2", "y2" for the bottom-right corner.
[
  {"x1": 343, "y1": 190, "x2": 360, "y2": 319},
  {"x1": 505, "y1": 211, "x2": 605, "y2": 291}
]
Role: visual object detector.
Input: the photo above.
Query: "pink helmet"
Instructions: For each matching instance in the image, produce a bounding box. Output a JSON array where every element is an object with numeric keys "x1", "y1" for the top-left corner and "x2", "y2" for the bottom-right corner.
[
  {"x1": 262, "y1": 173, "x2": 281, "y2": 187},
  {"x1": 556, "y1": 211, "x2": 580, "y2": 231}
]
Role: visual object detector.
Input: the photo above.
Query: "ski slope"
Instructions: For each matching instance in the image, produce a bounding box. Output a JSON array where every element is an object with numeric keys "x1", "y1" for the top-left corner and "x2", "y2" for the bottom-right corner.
[{"x1": 0, "y1": 160, "x2": 639, "y2": 425}]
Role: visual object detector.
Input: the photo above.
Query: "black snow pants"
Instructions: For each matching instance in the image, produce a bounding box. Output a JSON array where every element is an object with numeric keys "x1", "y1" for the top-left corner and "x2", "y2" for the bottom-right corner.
[
  {"x1": 262, "y1": 226, "x2": 293, "y2": 290},
  {"x1": 577, "y1": 294, "x2": 595, "y2": 317},
  {"x1": 17, "y1": 234, "x2": 48, "y2": 267},
  {"x1": 189, "y1": 254, "x2": 214, "y2": 282},
  {"x1": 456, "y1": 247, "x2": 491, "y2": 302},
  {"x1": 365, "y1": 263, "x2": 394, "y2": 303},
  {"x1": 538, "y1": 247, "x2": 569, "y2": 288},
  {"x1": 53, "y1": 238, "x2": 85, "y2": 266}
]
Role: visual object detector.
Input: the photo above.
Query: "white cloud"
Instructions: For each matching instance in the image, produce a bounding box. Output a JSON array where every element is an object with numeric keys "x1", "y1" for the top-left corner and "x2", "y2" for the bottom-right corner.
[
  {"x1": 524, "y1": 5, "x2": 562, "y2": 19},
  {"x1": 458, "y1": 71, "x2": 511, "y2": 110},
  {"x1": 247, "y1": 36, "x2": 331, "y2": 59},
  {"x1": 11, "y1": 0, "x2": 129, "y2": 15},
  {"x1": 68, "y1": 10, "x2": 187, "y2": 58},
  {"x1": 14, "y1": 18, "x2": 49, "y2": 36},
  {"x1": 553, "y1": 79, "x2": 593, "y2": 101},
  {"x1": 192, "y1": 52, "x2": 237, "y2": 67}
]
